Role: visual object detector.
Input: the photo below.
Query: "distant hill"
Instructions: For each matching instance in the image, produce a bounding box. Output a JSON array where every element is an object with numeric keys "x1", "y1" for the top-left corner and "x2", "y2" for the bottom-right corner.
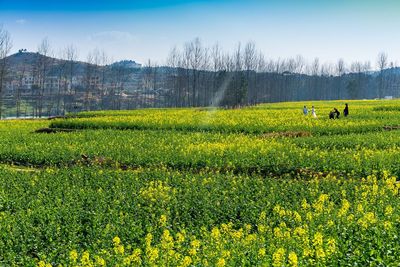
[
  {"x1": 5, "y1": 51, "x2": 142, "y2": 76},
  {"x1": 6, "y1": 51, "x2": 86, "y2": 76},
  {"x1": 110, "y1": 60, "x2": 141, "y2": 69}
]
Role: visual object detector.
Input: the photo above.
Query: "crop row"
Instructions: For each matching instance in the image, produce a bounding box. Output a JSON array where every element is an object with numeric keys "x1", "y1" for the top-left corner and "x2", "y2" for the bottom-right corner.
[
  {"x1": 52, "y1": 100, "x2": 400, "y2": 135},
  {"x1": 2, "y1": 125, "x2": 400, "y2": 176}
]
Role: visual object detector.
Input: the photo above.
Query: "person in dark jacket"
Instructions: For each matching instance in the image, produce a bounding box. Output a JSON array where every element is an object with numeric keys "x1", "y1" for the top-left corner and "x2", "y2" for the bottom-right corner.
[
  {"x1": 344, "y1": 103, "x2": 349, "y2": 117},
  {"x1": 329, "y1": 110, "x2": 335, "y2": 119},
  {"x1": 334, "y1": 108, "x2": 340, "y2": 119}
]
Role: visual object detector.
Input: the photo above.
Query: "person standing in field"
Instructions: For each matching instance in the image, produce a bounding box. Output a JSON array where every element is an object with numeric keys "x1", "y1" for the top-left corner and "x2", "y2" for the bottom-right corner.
[
  {"x1": 344, "y1": 103, "x2": 349, "y2": 117},
  {"x1": 311, "y1": 106, "x2": 317, "y2": 118},
  {"x1": 303, "y1": 105, "x2": 308, "y2": 116}
]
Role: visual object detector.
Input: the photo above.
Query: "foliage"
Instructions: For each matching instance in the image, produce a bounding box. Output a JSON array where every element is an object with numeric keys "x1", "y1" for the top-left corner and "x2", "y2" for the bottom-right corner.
[{"x1": 1, "y1": 99, "x2": 400, "y2": 266}]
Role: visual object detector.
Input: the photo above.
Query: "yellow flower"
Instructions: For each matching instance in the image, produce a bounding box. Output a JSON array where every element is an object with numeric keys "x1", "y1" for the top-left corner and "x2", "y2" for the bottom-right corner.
[
  {"x1": 114, "y1": 244, "x2": 125, "y2": 255},
  {"x1": 258, "y1": 224, "x2": 266, "y2": 233},
  {"x1": 385, "y1": 205, "x2": 393, "y2": 216},
  {"x1": 130, "y1": 248, "x2": 142, "y2": 264},
  {"x1": 69, "y1": 250, "x2": 78, "y2": 262},
  {"x1": 274, "y1": 227, "x2": 283, "y2": 238},
  {"x1": 358, "y1": 212, "x2": 377, "y2": 229},
  {"x1": 294, "y1": 226, "x2": 307, "y2": 237},
  {"x1": 145, "y1": 233, "x2": 153, "y2": 248},
  {"x1": 222, "y1": 250, "x2": 231, "y2": 259},
  {"x1": 259, "y1": 211, "x2": 266, "y2": 221},
  {"x1": 326, "y1": 238, "x2": 337, "y2": 255},
  {"x1": 148, "y1": 247, "x2": 159, "y2": 262},
  {"x1": 272, "y1": 248, "x2": 285, "y2": 267},
  {"x1": 372, "y1": 184, "x2": 379, "y2": 196},
  {"x1": 176, "y1": 232, "x2": 185, "y2": 243},
  {"x1": 338, "y1": 199, "x2": 350, "y2": 217},
  {"x1": 161, "y1": 229, "x2": 174, "y2": 250},
  {"x1": 293, "y1": 211, "x2": 302, "y2": 223},
  {"x1": 315, "y1": 247, "x2": 326, "y2": 259},
  {"x1": 95, "y1": 256, "x2": 106, "y2": 266},
  {"x1": 191, "y1": 239, "x2": 201, "y2": 249},
  {"x1": 356, "y1": 204, "x2": 364, "y2": 213},
  {"x1": 274, "y1": 205, "x2": 286, "y2": 217},
  {"x1": 189, "y1": 248, "x2": 197, "y2": 256},
  {"x1": 245, "y1": 234, "x2": 256, "y2": 245},
  {"x1": 313, "y1": 232, "x2": 323, "y2": 247},
  {"x1": 231, "y1": 228, "x2": 243, "y2": 239},
  {"x1": 301, "y1": 199, "x2": 310, "y2": 210},
  {"x1": 38, "y1": 261, "x2": 46, "y2": 267},
  {"x1": 81, "y1": 251, "x2": 92, "y2": 267},
  {"x1": 159, "y1": 214, "x2": 167, "y2": 227},
  {"x1": 288, "y1": 251, "x2": 298, "y2": 267},
  {"x1": 211, "y1": 227, "x2": 221, "y2": 240},
  {"x1": 216, "y1": 258, "x2": 226, "y2": 267},
  {"x1": 113, "y1": 236, "x2": 121, "y2": 246},
  {"x1": 258, "y1": 248, "x2": 266, "y2": 257},
  {"x1": 303, "y1": 247, "x2": 312, "y2": 257},
  {"x1": 181, "y1": 256, "x2": 192, "y2": 267},
  {"x1": 306, "y1": 212, "x2": 313, "y2": 221},
  {"x1": 383, "y1": 221, "x2": 393, "y2": 230}
]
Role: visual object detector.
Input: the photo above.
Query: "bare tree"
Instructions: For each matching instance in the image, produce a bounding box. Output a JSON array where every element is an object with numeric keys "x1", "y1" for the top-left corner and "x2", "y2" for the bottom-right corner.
[
  {"x1": 100, "y1": 50, "x2": 109, "y2": 109},
  {"x1": 92, "y1": 49, "x2": 102, "y2": 110},
  {"x1": 0, "y1": 26, "x2": 12, "y2": 119},
  {"x1": 15, "y1": 58, "x2": 27, "y2": 118},
  {"x1": 295, "y1": 55, "x2": 305, "y2": 74},
  {"x1": 65, "y1": 44, "x2": 78, "y2": 112},
  {"x1": 335, "y1": 58, "x2": 344, "y2": 75},
  {"x1": 310, "y1": 58, "x2": 320, "y2": 76},
  {"x1": 166, "y1": 46, "x2": 181, "y2": 107},
  {"x1": 36, "y1": 37, "x2": 53, "y2": 117},
  {"x1": 189, "y1": 38, "x2": 203, "y2": 106},
  {"x1": 335, "y1": 59, "x2": 346, "y2": 99},
  {"x1": 244, "y1": 42, "x2": 257, "y2": 103},
  {"x1": 84, "y1": 51, "x2": 95, "y2": 111},
  {"x1": 377, "y1": 52, "x2": 388, "y2": 98},
  {"x1": 56, "y1": 48, "x2": 69, "y2": 115}
]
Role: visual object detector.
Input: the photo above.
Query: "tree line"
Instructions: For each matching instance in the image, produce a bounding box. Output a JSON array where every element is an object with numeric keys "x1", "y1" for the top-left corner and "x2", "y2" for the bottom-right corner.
[{"x1": 1, "y1": 27, "x2": 399, "y2": 118}]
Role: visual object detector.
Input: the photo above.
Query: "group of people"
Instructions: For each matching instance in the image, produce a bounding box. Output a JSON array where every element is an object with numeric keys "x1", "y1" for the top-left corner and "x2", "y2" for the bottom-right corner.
[
  {"x1": 303, "y1": 105, "x2": 318, "y2": 118},
  {"x1": 303, "y1": 103, "x2": 349, "y2": 119}
]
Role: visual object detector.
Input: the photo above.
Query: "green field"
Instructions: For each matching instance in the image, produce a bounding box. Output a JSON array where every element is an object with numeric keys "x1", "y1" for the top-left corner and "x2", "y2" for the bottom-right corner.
[{"x1": 1, "y1": 100, "x2": 400, "y2": 266}]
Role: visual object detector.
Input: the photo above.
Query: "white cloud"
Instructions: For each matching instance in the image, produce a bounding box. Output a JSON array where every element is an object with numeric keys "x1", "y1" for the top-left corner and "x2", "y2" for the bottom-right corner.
[
  {"x1": 16, "y1": 19, "x2": 27, "y2": 25},
  {"x1": 88, "y1": 31, "x2": 136, "y2": 43}
]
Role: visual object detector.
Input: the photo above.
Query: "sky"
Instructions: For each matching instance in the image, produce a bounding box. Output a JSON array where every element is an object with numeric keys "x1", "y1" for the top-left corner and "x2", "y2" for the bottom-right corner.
[{"x1": 1, "y1": 0, "x2": 400, "y2": 66}]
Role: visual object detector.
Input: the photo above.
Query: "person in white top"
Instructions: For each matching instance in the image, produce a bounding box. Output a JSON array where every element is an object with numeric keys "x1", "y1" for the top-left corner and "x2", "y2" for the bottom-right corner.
[{"x1": 311, "y1": 106, "x2": 317, "y2": 118}]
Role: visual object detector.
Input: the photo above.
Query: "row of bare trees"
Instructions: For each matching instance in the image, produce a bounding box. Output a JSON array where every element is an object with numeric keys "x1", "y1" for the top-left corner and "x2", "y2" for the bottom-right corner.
[
  {"x1": 162, "y1": 38, "x2": 396, "y2": 107},
  {"x1": 1, "y1": 28, "x2": 400, "y2": 117}
]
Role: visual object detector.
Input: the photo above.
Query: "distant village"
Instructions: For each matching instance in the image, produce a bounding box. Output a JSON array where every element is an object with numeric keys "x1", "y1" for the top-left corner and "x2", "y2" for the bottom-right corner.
[{"x1": 2, "y1": 50, "x2": 172, "y2": 117}]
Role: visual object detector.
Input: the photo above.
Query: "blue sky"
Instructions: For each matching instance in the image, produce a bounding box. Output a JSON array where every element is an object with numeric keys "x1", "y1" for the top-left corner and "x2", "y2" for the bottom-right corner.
[{"x1": 1, "y1": 0, "x2": 400, "y2": 66}]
